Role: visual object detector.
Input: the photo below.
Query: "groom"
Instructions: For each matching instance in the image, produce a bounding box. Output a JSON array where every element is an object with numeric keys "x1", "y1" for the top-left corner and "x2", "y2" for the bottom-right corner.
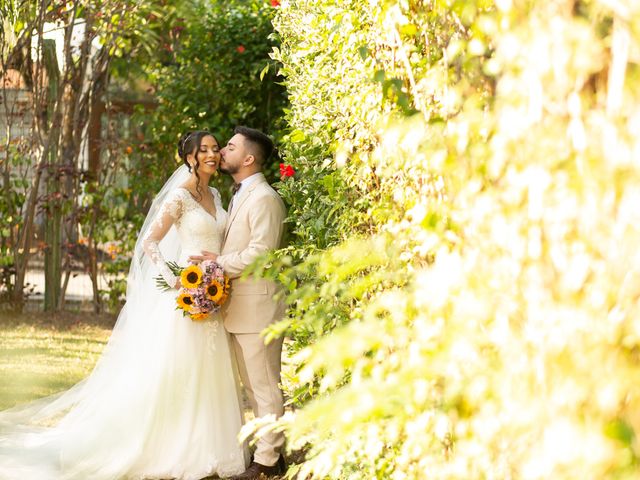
[{"x1": 190, "y1": 126, "x2": 287, "y2": 479}]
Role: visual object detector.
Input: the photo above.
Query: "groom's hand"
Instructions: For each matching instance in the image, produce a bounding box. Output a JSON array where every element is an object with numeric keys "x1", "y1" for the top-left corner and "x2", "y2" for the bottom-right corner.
[{"x1": 188, "y1": 251, "x2": 219, "y2": 263}]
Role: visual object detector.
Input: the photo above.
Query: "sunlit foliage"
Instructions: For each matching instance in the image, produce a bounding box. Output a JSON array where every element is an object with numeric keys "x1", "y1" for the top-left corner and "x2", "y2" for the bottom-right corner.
[{"x1": 253, "y1": 0, "x2": 640, "y2": 478}]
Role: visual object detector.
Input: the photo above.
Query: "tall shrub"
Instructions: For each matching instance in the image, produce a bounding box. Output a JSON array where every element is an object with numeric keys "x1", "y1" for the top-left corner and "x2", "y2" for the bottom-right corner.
[
  {"x1": 254, "y1": 0, "x2": 640, "y2": 478},
  {"x1": 132, "y1": 0, "x2": 286, "y2": 183}
]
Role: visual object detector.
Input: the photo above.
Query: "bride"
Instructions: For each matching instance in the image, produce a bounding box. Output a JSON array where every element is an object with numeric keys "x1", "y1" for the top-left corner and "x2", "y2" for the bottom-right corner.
[{"x1": 0, "y1": 131, "x2": 249, "y2": 479}]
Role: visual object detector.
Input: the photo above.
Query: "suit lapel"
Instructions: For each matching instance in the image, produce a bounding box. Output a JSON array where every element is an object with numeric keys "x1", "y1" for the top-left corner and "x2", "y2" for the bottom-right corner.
[{"x1": 223, "y1": 174, "x2": 266, "y2": 244}]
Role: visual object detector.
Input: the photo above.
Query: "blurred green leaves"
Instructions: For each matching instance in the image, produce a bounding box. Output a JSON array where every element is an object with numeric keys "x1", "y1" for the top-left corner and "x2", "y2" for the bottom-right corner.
[{"x1": 247, "y1": 0, "x2": 640, "y2": 478}]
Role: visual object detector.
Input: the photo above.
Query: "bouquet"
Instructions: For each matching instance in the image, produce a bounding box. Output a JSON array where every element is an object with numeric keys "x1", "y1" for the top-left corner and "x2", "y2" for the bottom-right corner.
[{"x1": 155, "y1": 260, "x2": 231, "y2": 321}]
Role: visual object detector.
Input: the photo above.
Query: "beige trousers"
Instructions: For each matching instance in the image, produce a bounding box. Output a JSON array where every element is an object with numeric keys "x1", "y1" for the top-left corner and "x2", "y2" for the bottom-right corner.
[{"x1": 230, "y1": 333, "x2": 285, "y2": 466}]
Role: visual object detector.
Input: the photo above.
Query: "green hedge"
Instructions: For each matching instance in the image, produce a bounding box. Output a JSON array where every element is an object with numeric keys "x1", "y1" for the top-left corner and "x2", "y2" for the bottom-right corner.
[{"x1": 251, "y1": 0, "x2": 640, "y2": 478}]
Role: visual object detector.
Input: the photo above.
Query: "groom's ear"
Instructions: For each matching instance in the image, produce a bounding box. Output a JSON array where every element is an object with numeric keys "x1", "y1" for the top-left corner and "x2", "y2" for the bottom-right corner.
[{"x1": 243, "y1": 154, "x2": 256, "y2": 166}]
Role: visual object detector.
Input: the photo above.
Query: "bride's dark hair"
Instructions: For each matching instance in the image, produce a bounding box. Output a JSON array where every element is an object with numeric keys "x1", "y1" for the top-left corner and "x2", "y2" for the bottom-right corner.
[{"x1": 177, "y1": 130, "x2": 218, "y2": 201}]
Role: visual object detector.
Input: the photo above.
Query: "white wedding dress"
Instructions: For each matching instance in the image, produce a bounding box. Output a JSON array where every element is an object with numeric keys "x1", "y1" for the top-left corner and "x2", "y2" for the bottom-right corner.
[{"x1": 0, "y1": 166, "x2": 248, "y2": 479}]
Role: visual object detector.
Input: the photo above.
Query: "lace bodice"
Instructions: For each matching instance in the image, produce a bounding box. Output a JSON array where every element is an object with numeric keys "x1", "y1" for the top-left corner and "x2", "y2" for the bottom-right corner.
[{"x1": 142, "y1": 187, "x2": 227, "y2": 288}]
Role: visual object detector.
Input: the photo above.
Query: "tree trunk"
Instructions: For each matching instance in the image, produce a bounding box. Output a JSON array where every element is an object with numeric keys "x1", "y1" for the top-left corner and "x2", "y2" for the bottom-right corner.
[
  {"x1": 42, "y1": 38, "x2": 62, "y2": 312},
  {"x1": 12, "y1": 23, "x2": 66, "y2": 308}
]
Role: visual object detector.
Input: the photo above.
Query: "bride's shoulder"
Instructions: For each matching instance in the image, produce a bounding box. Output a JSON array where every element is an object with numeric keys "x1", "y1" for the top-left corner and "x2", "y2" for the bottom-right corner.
[
  {"x1": 160, "y1": 187, "x2": 190, "y2": 209},
  {"x1": 155, "y1": 187, "x2": 190, "y2": 219},
  {"x1": 167, "y1": 187, "x2": 190, "y2": 200}
]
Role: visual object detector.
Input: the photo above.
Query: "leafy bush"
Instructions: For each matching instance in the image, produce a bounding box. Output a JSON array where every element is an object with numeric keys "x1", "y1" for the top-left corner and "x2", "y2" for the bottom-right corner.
[
  {"x1": 252, "y1": 0, "x2": 640, "y2": 478},
  {"x1": 132, "y1": 0, "x2": 286, "y2": 190}
]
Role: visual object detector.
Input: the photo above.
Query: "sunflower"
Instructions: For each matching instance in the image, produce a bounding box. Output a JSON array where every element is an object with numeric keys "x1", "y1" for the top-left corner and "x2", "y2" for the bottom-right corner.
[
  {"x1": 206, "y1": 280, "x2": 225, "y2": 303},
  {"x1": 190, "y1": 312, "x2": 209, "y2": 321},
  {"x1": 180, "y1": 265, "x2": 203, "y2": 288},
  {"x1": 176, "y1": 292, "x2": 195, "y2": 311}
]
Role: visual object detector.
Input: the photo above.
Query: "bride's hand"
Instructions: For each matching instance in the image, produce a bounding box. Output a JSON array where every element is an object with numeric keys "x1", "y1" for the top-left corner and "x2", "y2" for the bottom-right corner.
[
  {"x1": 188, "y1": 251, "x2": 219, "y2": 263},
  {"x1": 174, "y1": 279, "x2": 182, "y2": 289}
]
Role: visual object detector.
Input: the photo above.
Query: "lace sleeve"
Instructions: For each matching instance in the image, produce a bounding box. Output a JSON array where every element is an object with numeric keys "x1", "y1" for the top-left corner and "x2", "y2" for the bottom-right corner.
[{"x1": 142, "y1": 189, "x2": 185, "y2": 288}]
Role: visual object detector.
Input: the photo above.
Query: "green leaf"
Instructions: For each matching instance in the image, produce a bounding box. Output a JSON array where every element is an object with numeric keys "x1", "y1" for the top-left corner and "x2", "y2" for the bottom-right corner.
[
  {"x1": 103, "y1": 226, "x2": 115, "y2": 242},
  {"x1": 260, "y1": 63, "x2": 270, "y2": 81},
  {"x1": 289, "y1": 129, "x2": 306, "y2": 143},
  {"x1": 358, "y1": 45, "x2": 370, "y2": 60},
  {"x1": 399, "y1": 23, "x2": 418, "y2": 36},
  {"x1": 604, "y1": 419, "x2": 635, "y2": 446}
]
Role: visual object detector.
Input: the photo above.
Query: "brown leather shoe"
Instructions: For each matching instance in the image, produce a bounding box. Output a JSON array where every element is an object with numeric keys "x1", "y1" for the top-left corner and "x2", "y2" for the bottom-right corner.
[{"x1": 229, "y1": 456, "x2": 285, "y2": 479}]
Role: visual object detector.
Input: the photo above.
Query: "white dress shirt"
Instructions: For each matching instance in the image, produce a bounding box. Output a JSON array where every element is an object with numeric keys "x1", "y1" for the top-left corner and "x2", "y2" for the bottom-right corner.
[{"x1": 229, "y1": 172, "x2": 262, "y2": 213}]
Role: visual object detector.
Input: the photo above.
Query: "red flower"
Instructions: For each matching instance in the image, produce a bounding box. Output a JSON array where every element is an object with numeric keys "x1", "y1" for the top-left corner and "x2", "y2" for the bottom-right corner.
[
  {"x1": 236, "y1": 45, "x2": 246, "y2": 53},
  {"x1": 279, "y1": 163, "x2": 295, "y2": 179},
  {"x1": 271, "y1": 0, "x2": 281, "y2": 6}
]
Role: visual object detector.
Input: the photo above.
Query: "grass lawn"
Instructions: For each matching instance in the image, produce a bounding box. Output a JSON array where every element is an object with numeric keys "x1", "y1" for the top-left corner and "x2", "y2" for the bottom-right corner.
[
  {"x1": 0, "y1": 309, "x2": 114, "y2": 410},
  {"x1": 0, "y1": 309, "x2": 294, "y2": 477}
]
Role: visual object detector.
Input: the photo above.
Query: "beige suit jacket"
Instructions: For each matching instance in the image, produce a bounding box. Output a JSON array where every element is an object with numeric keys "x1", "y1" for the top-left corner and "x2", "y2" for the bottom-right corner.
[{"x1": 217, "y1": 173, "x2": 287, "y2": 333}]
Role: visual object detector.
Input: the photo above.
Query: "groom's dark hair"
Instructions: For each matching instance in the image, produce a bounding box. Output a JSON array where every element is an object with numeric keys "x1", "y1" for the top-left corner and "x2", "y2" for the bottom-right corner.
[{"x1": 234, "y1": 126, "x2": 273, "y2": 166}]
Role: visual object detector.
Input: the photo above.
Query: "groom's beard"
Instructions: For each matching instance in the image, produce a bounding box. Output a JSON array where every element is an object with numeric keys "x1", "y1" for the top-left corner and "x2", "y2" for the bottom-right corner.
[{"x1": 219, "y1": 164, "x2": 238, "y2": 175}]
